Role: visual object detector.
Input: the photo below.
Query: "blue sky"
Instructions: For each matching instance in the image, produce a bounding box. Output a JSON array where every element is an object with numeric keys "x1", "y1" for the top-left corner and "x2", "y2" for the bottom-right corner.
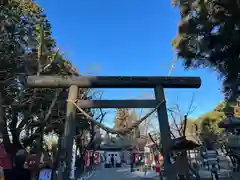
[{"x1": 36, "y1": 0, "x2": 223, "y2": 127}]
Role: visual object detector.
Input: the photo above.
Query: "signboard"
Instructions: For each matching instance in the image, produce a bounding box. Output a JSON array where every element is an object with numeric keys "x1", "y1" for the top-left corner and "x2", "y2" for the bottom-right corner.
[{"x1": 38, "y1": 168, "x2": 52, "y2": 180}]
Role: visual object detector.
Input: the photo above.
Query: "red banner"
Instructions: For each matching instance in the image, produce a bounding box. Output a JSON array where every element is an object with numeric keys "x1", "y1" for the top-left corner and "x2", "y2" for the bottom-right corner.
[
  {"x1": 85, "y1": 151, "x2": 101, "y2": 168},
  {"x1": 85, "y1": 152, "x2": 90, "y2": 168},
  {"x1": 135, "y1": 153, "x2": 139, "y2": 163}
]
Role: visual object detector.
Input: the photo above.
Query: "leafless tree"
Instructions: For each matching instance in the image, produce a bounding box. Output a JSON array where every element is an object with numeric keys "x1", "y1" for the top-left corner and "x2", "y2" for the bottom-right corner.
[{"x1": 167, "y1": 93, "x2": 199, "y2": 139}]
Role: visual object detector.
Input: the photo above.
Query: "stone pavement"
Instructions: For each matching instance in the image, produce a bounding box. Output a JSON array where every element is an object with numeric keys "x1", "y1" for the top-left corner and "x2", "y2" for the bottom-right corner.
[
  {"x1": 88, "y1": 166, "x2": 240, "y2": 180},
  {"x1": 197, "y1": 151, "x2": 240, "y2": 180},
  {"x1": 90, "y1": 165, "x2": 148, "y2": 180},
  {"x1": 83, "y1": 158, "x2": 240, "y2": 180}
]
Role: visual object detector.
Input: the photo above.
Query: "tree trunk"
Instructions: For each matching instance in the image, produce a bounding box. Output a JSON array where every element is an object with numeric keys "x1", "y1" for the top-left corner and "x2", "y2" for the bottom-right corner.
[
  {"x1": 74, "y1": 144, "x2": 85, "y2": 175},
  {"x1": 77, "y1": 137, "x2": 85, "y2": 174},
  {"x1": 75, "y1": 129, "x2": 85, "y2": 175},
  {"x1": 0, "y1": 92, "x2": 13, "y2": 155},
  {"x1": 54, "y1": 132, "x2": 63, "y2": 180},
  {"x1": 10, "y1": 109, "x2": 22, "y2": 154}
]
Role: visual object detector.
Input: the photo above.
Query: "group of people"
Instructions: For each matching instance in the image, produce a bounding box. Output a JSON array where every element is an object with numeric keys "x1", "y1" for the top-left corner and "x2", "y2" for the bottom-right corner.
[
  {"x1": 102, "y1": 153, "x2": 117, "y2": 168},
  {"x1": 109, "y1": 152, "x2": 136, "y2": 170},
  {"x1": 101, "y1": 151, "x2": 142, "y2": 171}
]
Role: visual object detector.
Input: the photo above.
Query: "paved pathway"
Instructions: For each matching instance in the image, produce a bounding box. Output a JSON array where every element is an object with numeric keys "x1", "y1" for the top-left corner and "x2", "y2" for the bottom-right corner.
[
  {"x1": 87, "y1": 157, "x2": 240, "y2": 180},
  {"x1": 197, "y1": 151, "x2": 239, "y2": 180},
  {"x1": 89, "y1": 166, "x2": 240, "y2": 180},
  {"x1": 90, "y1": 166, "x2": 143, "y2": 180}
]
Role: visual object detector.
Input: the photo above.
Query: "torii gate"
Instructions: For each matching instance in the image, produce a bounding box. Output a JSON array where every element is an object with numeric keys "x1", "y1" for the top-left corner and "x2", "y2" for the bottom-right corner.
[{"x1": 26, "y1": 75, "x2": 201, "y2": 180}]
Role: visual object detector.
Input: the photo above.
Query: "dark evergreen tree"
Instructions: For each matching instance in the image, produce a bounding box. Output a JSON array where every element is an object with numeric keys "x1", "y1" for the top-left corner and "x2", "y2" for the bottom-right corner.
[{"x1": 172, "y1": 0, "x2": 240, "y2": 101}]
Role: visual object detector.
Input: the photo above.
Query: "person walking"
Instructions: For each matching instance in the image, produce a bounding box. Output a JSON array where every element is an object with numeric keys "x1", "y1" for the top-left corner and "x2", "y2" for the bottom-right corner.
[
  {"x1": 111, "y1": 154, "x2": 115, "y2": 168},
  {"x1": 130, "y1": 151, "x2": 135, "y2": 172},
  {"x1": 11, "y1": 150, "x2": 31, "y2": 180}
]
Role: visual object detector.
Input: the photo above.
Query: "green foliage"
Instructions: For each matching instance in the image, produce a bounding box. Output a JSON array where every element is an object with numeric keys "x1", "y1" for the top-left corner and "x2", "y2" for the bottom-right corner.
[
  {"x1": 195, "y1": 101, "x2": 240, "y2": 137},
  {"x1": 185, "y1": 119, "x2": 199, "y2": 135},
  {"x1": 182, "y1": 101, "x2": 240, "y2": 144},
  {"x1": 172, "y1": 0, "x2": 240, "y2": 100},
  {"x1": 198, "y1": 111, "x2": 225, "y2": 134}
]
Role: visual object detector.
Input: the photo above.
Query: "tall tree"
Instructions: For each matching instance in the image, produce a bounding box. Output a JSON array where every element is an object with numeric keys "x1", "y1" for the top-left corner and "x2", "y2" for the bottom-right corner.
[
  {"x1": 172, "y1": 0, "x2": 240, "y2": 101},
  {"x1": 114, "y1": 108, "x2": 129, "y2": 130},
  {"x1": 0, "y1": 0, "x2": 92, "y2": 162},
  {"x1": 0, "y1": 0, "x2": 44, "y2": 155},
  {"x1": 128, "y1": 109, "x2": 140, "y2": 138}
]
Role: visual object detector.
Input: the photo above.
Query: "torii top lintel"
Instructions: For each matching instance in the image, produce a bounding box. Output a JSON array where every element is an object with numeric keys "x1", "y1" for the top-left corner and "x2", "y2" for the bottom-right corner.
[{"x1": 26, "y1": 76, "x2": 201, "y2": 89}]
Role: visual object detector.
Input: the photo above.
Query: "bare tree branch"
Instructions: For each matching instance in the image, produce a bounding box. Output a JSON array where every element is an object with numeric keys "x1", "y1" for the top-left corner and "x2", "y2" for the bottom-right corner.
[
  {"x1": 170, "y1": 126, "x2": 180, "y2": 132},
  {"x1": 170, "y1": 130, "x2": 176, "y2": 139},
  {"x1": 138, "y1": 108, "x2": 159, "y2": 136},
  {"x1": 148, "y1": 133, "x2": 159, "y2": 148},
  {"x1": 169, "y1": 109, "x2": 181, "y2": 136},
  {"x1": 182, "y1": 115, "x2": 187, "y2": 136},
  {"x1": 186, "y1": 93, "x2": 196, "y2": 116},
  {"x1": 97, "y1": 108, "x2": 106, "y2": 124},
  {"x1": 168, "y1": 93, "x2": 197, "y2": 138}
]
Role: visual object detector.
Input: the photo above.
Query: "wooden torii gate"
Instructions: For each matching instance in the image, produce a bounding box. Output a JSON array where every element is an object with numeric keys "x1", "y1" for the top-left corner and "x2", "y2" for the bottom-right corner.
[{"x1": 26, "y1": 75, "x2": 201, "y2": 180}]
